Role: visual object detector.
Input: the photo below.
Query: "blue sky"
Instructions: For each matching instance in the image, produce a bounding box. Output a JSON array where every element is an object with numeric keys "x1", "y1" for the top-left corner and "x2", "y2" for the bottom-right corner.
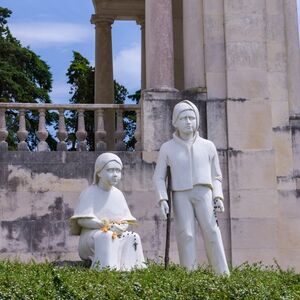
[
  {"x1": 2, "y1": 1, "x2": 300, "y2": 104},
  {"x1": 2, "y1": 0, "x2": 141, "y2": 103}
]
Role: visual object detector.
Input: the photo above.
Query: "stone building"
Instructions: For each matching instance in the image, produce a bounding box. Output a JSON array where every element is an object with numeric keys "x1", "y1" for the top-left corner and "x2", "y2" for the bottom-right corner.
[{"x1": 1, "y1": 0, "x2": 300, "y2": 270}]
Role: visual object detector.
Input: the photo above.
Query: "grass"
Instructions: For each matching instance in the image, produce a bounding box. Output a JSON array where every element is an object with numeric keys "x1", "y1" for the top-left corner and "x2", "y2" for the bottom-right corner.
[{"x1": 0, "y1": 261, "x2": 299, "y2": 299}]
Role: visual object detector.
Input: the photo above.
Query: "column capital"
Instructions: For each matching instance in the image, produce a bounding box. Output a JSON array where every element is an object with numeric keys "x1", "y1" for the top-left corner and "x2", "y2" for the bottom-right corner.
[
  {"x1": 136, "y1": 16, "x2": 145, "y2": 27},
  {"x1": 91, "y1": 14, "x2": 114, "y2": 26}
]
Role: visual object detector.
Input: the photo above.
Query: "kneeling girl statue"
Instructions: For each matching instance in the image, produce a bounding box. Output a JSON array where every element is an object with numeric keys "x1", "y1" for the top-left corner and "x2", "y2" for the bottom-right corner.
[{"x1": 70, "y1": 153, "x2": 146, "y2": 271}]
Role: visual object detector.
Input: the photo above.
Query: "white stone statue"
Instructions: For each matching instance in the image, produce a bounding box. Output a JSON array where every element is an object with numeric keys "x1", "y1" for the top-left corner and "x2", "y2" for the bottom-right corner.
[
  {"x1": 153, "y1": 100, "x2": 229, "y2": 275},
  {"x1": 70, "y1": 153, "x2": 146, "y2": 271}
]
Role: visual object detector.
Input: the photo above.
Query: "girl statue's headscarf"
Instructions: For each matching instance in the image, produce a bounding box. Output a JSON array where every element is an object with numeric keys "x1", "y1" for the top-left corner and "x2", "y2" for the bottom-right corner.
[
  {"x1": 70, "y1": 153, "x2": 135, "y2": 235},
  {"x1": 93, "y1": 153, "x2": 123, "y2": 185}
]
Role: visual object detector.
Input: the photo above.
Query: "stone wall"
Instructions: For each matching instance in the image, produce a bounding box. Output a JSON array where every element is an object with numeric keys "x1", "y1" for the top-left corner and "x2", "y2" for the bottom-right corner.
[
  {"x1": 1, "y1": 90, "x2": 300, "y2": 271},
  {"x1": 0, "y1": 151, "x2": 231, "y2": 266}
]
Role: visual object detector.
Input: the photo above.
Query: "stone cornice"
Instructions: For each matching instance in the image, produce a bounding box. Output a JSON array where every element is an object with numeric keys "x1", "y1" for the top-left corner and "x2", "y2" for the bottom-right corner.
[{"x1": 91, "y1": 14, "x2": 114, "y2": 25}]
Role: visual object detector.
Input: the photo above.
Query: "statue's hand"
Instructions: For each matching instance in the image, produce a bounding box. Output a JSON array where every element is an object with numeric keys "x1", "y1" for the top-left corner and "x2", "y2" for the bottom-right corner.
[
  {"x1": 159, "y1": 200, "x2": 169, "y2": 220},
  {"x1": 213, "y1": 198, "x2": 225, "y2": 213},
  {"x1": 110, "y1": 223, "x2": 128, "y2": 234}
]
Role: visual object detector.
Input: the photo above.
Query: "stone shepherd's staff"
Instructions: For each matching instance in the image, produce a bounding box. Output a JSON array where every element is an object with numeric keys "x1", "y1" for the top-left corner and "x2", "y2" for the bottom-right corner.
[{"x1": 164, "y1": 166, "x2": 172, "y2": 269}]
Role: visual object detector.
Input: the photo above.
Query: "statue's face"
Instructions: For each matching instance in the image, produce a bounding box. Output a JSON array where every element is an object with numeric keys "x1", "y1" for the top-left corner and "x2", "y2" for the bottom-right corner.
[
  {"x1": 175, "y1": 110, "x2": 197, "y2": 135},
  {"x1": 98, "y1": 161, "x2": 122, "y2": 187}
]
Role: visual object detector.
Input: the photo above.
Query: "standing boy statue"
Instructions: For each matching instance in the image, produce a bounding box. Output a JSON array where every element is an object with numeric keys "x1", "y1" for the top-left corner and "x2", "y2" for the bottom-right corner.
[{"x1": 153, "y1": 100, "x2": 229, "y2": 275}]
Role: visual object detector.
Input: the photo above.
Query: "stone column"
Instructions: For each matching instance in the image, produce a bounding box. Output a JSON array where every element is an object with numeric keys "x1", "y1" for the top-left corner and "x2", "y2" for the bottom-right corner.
[
  {"x1": 283, "y1": 0, "x2": 300, "y2": 116},
  {"x1": 92, "y1": 15, "x2": 115, "y2": 150},
  {"x1": 224, "y1": 0, "x2": 279, "y2": 267},
  {"x1": 137, "y1": 18, "x2": 146, "y2": 90},
  {"x1": 203, "y1": 0, "x2": 226, "y2": 100},
  {"x1": 183, "y1": 0, "x2": 205, "y2": 89},
  {"x1": 145, "y1": 0, "x2": 175, "y2": 89}
]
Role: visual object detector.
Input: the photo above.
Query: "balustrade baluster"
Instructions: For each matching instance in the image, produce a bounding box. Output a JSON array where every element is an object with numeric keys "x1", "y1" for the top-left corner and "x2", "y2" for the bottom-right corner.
[
  {"x1": 0, "y1": 108, "x2": 8, "y2": 151},
  {"x1": 115, "y1": 109, "x2": 126, "y2": 151},
  {"x1": 76, "y1": 109, "x2": 87, "y2": 151},
  {"x1": 57, "y1": 109, "x2": 68, "y2": 151},
  {"x1": 37, "y1": 109, "x2": 49, "y2": 151},
  {"x1": 17, "y1": 109, "x2": 28, "y2": 151},
  {"x1": 134, "y1": 109, "x2": 142, "y2": 151},
  {"x1": 0, "y1": 103, "x2": 140, "y2": 152},
  {"x1": 95, "y1": 109, "x2": 107, "y2": 151}
]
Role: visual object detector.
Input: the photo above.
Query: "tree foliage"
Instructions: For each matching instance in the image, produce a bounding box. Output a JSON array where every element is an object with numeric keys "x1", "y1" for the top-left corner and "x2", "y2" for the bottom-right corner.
[
  {"x1": 65, "y1": 51, "x2": 95, "y2": 150},
  {"x1": 0, "y1": 7, "x2": 56, "y2": 150},
  {"x1": 66, "y1": 51, "x2": 138, "y2": 151}
]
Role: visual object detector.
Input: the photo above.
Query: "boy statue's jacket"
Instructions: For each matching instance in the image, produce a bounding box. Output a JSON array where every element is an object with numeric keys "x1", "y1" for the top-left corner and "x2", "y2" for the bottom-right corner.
[{"x1": 153, "y1": 131, "x2": 224, "y2": 202}]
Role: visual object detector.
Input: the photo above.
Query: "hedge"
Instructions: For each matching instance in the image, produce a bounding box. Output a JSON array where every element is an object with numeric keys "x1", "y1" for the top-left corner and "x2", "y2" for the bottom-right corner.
[{"x1": 0, "y1": 261, "x2": 299, "y2": 299}]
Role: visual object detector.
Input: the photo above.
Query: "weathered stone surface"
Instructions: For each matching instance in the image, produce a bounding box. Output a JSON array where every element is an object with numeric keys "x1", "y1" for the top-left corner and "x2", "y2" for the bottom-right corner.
[
  {"x1": 283, "y1": 0, "x2": 300, "y2": 115},
  {"x1": 272, "y1": 130, "x2": 294, "y2": 177},
  {"x1": 141, "y1": 90, "x2": 206, "y2": 151},
  {"x1": 225, "y1": 14, "x2": 265, "y2": 42},
  {"x1": 267, "y1": 42, "x2": 286, "y2": 72},
  {"x1": 183, "y1": 0, "x2": 205, "y2": 89},
  {"x1": 278, "y1": 190, "x2": 300, "y2": 218},
  {"x1": 225, "y1": 0, "x2": 266, "y2": 15},
  {"x1": 279, "y1": 249, "x2": 300, "y2": 270},
  {"x1": 266, "y1": 0, "x2": 283, "y2": 15},
  {"x1": 291, "y1": 118, "x2": 300, "y2": 176},
  {"x1": 231, "y1": 218, "x2": 278, "y2": 250},
  {"x1": 203, "y1": 0, "x2": 224, "y2": 15},
  {"x1": 227, "y1": 42, "x2": 266, "y2": 70},
  {"x1": 203, "y1": 9, "x2": 226, "y2": 100},
  {"x1": 206, "y1": 72, "x2": 226, "y2": 99},
  {"x1": 230, "y1": 189, "x2": 278, "y2": 219},
  {"x1": 279, "y1": 218, "x2": 300, "y2": 248},
  {"x1": 227, "y1": 101, "x2": 273, "y2": 150},
  {"x1": 227, "y1": 69, "x2": 268, "y2": 100},
  {"x1": 206, "y1": 100, "x2": 227, "y2": 149},
  {"x1": 271, "y1": 100, "x2": 290, "y2": 127},
  {"x1": 232, "y1": 248, "x2": 279, "y2": 266},
  {"x1": 228, "y1": 150, "x2": 277, "y2": 190},
  {"x1": 205, "y1": 43, "x2": 226, "y2": 73},
  {"x1": 268, "y1": 73, "x2": 288, "y2": 101}
]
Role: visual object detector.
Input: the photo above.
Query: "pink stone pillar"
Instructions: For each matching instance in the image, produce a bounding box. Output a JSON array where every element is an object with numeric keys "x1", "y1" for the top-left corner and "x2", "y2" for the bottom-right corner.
[
  {"x1": 92, "y1": 15, "x2": 115, "y2": 150},
  {"x1": 284, "y1": 0, "x2": 300, "y2": 115},
  {"x1": 145, "y1": 0, "x2": 175, "y2": 89}
]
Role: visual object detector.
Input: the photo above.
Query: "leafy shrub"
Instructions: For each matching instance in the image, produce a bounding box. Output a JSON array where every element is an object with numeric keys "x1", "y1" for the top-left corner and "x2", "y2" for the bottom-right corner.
[{"x1": 0, "y1": 261, "x2": 299, "y2": 299}]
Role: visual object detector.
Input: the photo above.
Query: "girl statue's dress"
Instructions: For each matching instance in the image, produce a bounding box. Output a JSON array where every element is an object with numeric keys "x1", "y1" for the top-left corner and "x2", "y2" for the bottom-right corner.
[{"x1": 70, "y1": 153, "x2": 146, "y2": 271}]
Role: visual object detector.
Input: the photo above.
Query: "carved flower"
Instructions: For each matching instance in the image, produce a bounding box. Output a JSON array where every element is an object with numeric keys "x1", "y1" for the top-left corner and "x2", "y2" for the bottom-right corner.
[{"x1": 101, "y1": 226, "x2": 109, "y2": 233}]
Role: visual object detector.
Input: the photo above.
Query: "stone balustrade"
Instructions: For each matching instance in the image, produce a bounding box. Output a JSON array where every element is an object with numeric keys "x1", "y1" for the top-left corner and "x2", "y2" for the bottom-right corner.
[{"x1": 0, "y1": 103, "x2": 141, "y2": 152}]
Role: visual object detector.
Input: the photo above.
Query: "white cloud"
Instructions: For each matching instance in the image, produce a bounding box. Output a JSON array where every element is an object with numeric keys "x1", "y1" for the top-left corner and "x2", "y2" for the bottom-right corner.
[
  {"x1": 10, "y1": 22, "x2": 93, "y2": 48},
  {"x1": 113, "y1": 43, "x2": 141, "y2": 92},
  {"x1": 50, "y1": 82, "x2": 71, "y2": 104}
]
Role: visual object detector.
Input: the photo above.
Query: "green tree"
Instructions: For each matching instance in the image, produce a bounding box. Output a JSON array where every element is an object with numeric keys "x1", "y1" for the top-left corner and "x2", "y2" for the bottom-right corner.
[
  {"x1": 123, "y1": 89, "x2": 140, "y2": 150},
  {"x1": 66, "y1": 51, "x2": 138, "y2": 151},
  {"x1": 0, "y1": 7, "x2": 56, "y2": 150},
  {"x1": 65, "y1": 51, "x2": 94, "y2": 150}
]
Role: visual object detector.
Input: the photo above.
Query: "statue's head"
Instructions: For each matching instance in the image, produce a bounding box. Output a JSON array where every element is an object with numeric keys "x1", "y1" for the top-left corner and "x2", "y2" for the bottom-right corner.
[
  {"x1": 172, "y1": 100, "x2": 199, "y2": 136},
  {"x1": 93, "y1": 153, "x2": 123, "y2": 187}
]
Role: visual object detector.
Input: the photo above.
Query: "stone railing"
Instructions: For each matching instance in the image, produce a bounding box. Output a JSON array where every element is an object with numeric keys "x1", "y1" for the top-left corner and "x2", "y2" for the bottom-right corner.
[{"x1": 0, "y1": 103, "x2": 141, "y2": 152}]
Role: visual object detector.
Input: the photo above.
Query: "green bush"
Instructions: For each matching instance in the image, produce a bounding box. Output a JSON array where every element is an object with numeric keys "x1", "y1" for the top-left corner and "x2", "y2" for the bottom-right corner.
[{"x1": 0, "y1": 261, "x2": 299, "y2": 299}]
